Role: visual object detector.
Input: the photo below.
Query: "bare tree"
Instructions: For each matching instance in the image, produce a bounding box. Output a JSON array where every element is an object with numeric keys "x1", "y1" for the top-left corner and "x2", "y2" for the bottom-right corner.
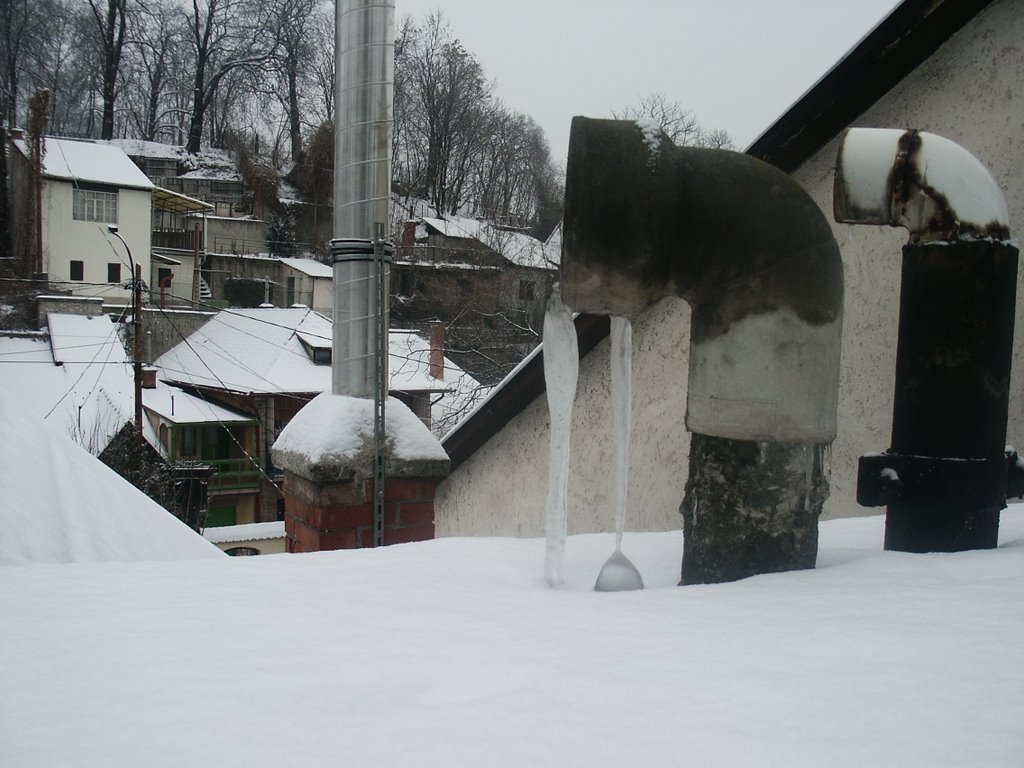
[
  {"x1": 122, "y1": 0, "x2": 187, "y2": 142},
  {"x1": 269, "y1": 0, "x2": 317, "y2": 164},
  {"x1": 613, "y1": 91, "x2": 734, "y2": 149},
  {"x1": 182, "y1": 0, "x2": 279, "y2": 154},
  {"x1": 33, "y1": 5, "x2": 95, "y2": 137},
  {"x1": 394, "y1": 12, "x2": 492, "y2": 215},
  {"x1": 85, "y1": 0, "x2": 129, "y2": 140},
  {"x1": 1, "y1": 0, "x2": 54, "y2": 127}
]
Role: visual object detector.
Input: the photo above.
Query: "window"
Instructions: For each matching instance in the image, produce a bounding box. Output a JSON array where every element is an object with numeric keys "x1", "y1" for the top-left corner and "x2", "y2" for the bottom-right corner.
[
  {"x1": 69, "y1": 260, "x2": 84, "y2": 281},
  {"x1": 73, "y1": 187, "x2": 118, "y2": 223},
  {"x1": 180, "y1": 426, "x2": 196, "y2": 457},
  {"x1": 286, "y1": 276, "x2": 296, "y2": 306},
  {"x1": 519, "y1": 280, "x2": 535, "y2": 301},
  {"x1": 107, "y1": 263, "x2": 121, "y2": 284}
]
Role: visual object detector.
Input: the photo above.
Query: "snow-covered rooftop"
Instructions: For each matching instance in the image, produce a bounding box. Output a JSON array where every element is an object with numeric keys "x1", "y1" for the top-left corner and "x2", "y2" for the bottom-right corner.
[
  {"x1": 14, "y1": 138, "x2": 154, "y2": 191},
  {"x1": 419, "y1": 214, "x2": 560, "y2": 269},
  {"x1": 279, "y1": 257, "x2": 333, "y2": 278},
  {"x1": 153, "y1": 309, "x2": 483, "y2": 428},
  {"x1": 154, "y1": 307, "x2": 335, "y2": 394},
  {"x1": 0, "y1": 396, "x2": 223, "y2": 566},
  {"x1": 202, "y1": 520, "x2": 285, "y2": 544},
  {"x1": 1, "y1": 510, "x2": 1022, "y2": 763},
  {"x1": 0, "y1": 313, "x2": 253, "y2": 456}
]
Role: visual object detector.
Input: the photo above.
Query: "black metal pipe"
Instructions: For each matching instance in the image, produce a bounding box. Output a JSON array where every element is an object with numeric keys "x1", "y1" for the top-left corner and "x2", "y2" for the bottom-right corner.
[{"x1": 858, "y1": 239, "x2": 1020, "y2": 551}]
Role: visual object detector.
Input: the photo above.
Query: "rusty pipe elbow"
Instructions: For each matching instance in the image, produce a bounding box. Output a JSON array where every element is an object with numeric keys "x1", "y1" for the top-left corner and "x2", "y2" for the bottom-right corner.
[
  {"x1": 834, "y1": 127, "x2": 1010, "y2": 243},
  {"x1": 561, "y1": 117, "x2": 844, "y2": 443}
]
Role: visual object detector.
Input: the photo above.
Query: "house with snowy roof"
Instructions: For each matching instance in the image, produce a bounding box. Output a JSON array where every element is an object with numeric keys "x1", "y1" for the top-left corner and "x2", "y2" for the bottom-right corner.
[
  {"x1": 392, "y1": 213, "x2": 559, "y2": 385},
  {"x1": 6, "y1": 135, "x2": 216, "y2": 311},
  {"x1": 201, "y1": 252, "x2": 334, "y2": 314},
  {"x1": 0, "y1": 311, "x2": 261, "y2": 530},
  {"x1": 153, "y1": 306, "x2": 482, "y2": 524},
  {"x1": 7, "y1": 137, "x2": 154, "y2": 303},
  {"x1": 434, "y1": 0, "x2": 1024, "y2": 537}
]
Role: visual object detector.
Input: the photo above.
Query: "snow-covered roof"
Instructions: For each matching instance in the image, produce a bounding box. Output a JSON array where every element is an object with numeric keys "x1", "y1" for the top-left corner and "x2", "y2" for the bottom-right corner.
[
  {"x1": 279, "y1": 257, "x2": 333, "y2": 278},
  {"x1": 0, "y1": 313, "x2": 251, "y2": 457},
  {"x1": 108, "y1": 139, "x2": 240, "y2": 180},
  {"x1": 3, "y1": 510, "x2": 1024, "y2": 760},
  {"x1": 0, "y1": 393, "x2": 224, "y2": 566},
  {"x1": 203, "y1": 520, "x2": 285, "y2": 544},
  {"x1": 154, "y1": 309, "x2": 482, "y2": 421},
  {"x1": 154, "y1": 307, "x2": 334, "y2": 395},
  {"x1": 143, "y1": 385, "x2": 255, "y2": 426},
  {"x1": 14, "y1": 138, "x2": 154, "y2": 191},
  {"x1": 419, "y1": 214, "x2": 559, "y2": 269},
  {"x1": 389, "y1": 329, "x2": 487, "y2": 433},
  {"x1": 0, "y1": 314, "x2": 135, "y2": 452},
  {"x1": 107, "y1": 138, "x2": 183, "y2": 161}
]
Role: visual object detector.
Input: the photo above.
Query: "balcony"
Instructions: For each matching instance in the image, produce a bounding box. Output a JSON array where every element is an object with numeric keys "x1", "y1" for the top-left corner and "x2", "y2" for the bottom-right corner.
[
  {"x1": 174, "y1": 458, "x2": 261, "y2": 493},
  {"x1": 207, "y1": 458, "x2": 262, "y2": 493},
  {"x1": 152, "y1": 227, "x2": 202, "y2": 252}
]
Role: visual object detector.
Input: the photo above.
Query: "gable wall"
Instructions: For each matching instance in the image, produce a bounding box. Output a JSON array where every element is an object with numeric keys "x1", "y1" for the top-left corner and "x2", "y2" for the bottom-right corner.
[
  {"x1": 434, "y1": 0, "x2": 1024, "y2": 536},
  {"x1": 42, "y1": 178, "x2": 152, "y2": 302}
]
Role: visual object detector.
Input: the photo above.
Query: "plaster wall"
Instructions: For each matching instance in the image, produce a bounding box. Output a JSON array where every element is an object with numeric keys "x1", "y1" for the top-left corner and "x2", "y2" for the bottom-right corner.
[
  {"x1": 43, "y1": 181, "x2": 152, "y2": 303},
  {"x1": 435, "y1": 0, "x2": 1024, "y2": 535}
]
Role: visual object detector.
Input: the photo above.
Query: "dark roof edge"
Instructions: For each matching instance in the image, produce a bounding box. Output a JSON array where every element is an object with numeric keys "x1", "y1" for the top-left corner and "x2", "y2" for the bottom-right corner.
[
  {"x1": 746, "y1": 0, "x2": 993, "y2": 172},
  {"x1": 441, "y1": 0, "x2": 991, "y2": 472},
  {"x1": 443, "y1": 313, "x2": 609, "y2": 471}
]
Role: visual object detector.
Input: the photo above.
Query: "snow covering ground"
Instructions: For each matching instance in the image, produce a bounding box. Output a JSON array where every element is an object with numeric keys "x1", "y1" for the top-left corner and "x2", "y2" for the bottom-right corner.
[{"x1": 3, "y1": 508, "x2": 1023, "y2": 766}]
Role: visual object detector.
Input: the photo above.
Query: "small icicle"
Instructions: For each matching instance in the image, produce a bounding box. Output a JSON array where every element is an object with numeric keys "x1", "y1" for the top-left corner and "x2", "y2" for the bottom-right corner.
[
  {"x1": 803, "y1": 444, "x2": 813, "y2": 512},
  {"x1": 758, "y1": 441, "x2": 768, "y2": 465},
  {"x1": 595, "y1": 315, "x2": 644, "y2": 592}
]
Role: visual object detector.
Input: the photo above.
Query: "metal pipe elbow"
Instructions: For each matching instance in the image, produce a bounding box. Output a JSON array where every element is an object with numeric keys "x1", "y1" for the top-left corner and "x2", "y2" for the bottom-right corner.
[
  {"x1": 834, "y1": 127, "x2": 1010, "y2": 243},
  {"x1": 561, "y1": 117, "x2": 844, "y2": 443}
]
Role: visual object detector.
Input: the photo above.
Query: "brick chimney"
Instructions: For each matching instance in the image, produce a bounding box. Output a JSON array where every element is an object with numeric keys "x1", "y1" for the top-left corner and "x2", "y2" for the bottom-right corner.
[
  {"x1": 141, "y1": 367, "x2": 158, "y2": 389},
  {"x1": 429, "y1": 321, "x2": 444, "y2": 380},
  {"x1": 400, "y1": 220, "x2": 417, "y2": 259}
]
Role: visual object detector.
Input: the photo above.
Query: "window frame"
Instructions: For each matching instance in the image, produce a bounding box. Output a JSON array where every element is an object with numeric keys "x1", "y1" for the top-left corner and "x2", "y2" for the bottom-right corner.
[
  {"x1": 72, "y1": 183, "x2": 119, "y2": 224},
  {"x1": 69, "y1": 260, "x2": 84, "y2": 281}
]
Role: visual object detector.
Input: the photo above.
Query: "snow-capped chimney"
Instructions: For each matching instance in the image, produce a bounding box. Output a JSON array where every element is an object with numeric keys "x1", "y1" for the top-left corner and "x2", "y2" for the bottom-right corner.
[
  {"x1": 141, "y1": 367, "x2": 158, "y2": 389},
  {"x1": 429, "y1": 322, "x2": 445, "y2": 380}
]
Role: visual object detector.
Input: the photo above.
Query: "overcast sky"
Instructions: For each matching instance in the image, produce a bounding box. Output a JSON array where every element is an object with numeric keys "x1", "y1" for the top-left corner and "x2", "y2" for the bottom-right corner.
[{"x1": 395, "y1": 1, "x2": 900, "y2": 165}]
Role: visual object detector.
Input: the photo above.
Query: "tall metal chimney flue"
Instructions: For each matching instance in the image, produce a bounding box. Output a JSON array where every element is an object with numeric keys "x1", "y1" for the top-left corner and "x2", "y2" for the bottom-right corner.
[{"x1": 332, "y1": 0, "x2": 394, "y2": 398}]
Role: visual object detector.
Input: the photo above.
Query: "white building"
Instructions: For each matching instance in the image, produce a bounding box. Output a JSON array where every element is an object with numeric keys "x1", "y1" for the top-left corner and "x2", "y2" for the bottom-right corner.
[{"x1": 9, "y1": 138, "x2": 154, "y2": 303}]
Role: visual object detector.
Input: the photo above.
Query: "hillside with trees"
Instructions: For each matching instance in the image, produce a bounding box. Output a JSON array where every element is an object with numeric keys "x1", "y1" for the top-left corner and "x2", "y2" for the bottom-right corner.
[{"x1": 1, "y1": 2, "x2": 564, "y2": 242}]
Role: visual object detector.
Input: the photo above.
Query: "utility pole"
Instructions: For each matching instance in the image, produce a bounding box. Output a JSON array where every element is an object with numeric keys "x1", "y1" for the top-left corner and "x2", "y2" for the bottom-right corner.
[
  {"x1": 109, "y1": 225, "x2": 143, "y2": 433},
  {"x1": 133, "y1": 262, "x2": 143, "y2": 433}
]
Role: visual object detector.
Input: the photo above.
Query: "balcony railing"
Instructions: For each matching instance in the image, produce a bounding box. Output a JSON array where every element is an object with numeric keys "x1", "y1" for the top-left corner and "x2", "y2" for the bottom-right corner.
[
  {"x1": 175, "y1": 458, "x2": 261, "y2": 493},
  {"x1": 208, "y1": 458, "x2": 261, "y2": 492},
  {"x1": 153, "y1": 228, "x2": 202, "y2": 252}
]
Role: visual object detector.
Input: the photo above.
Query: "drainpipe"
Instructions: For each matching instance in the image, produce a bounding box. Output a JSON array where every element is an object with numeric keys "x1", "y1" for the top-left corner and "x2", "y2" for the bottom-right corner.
[
  {"x1": 562, "y1": 117, "x2": 844, "y2": 584},
  {"x1": 835, "y1": 127, "x2": 1021, "y2": 552},
  {"x1": 160, "y1": 271, "x2": 173, "y2": 309}
]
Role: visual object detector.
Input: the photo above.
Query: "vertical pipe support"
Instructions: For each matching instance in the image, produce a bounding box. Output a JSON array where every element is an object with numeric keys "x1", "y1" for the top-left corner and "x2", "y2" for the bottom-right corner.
[
  {"x1": 835, "y1": 128, "x2": 1019, "y2": 551},
  {"x1": 561, "y1": 117, "x2": 844, "y2": 584}
]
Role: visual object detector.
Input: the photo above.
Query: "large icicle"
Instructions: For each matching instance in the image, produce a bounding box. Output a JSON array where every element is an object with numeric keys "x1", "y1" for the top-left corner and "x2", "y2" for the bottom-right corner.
[{"x1": 543, "y1": 284, "x2": 579, "y2": 587}]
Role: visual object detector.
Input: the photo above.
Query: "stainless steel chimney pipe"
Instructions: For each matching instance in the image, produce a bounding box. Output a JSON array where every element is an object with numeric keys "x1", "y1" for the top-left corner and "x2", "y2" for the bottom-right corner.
[{"x1": 332, "y1": 0, "x2": 394, "y2": 398}]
